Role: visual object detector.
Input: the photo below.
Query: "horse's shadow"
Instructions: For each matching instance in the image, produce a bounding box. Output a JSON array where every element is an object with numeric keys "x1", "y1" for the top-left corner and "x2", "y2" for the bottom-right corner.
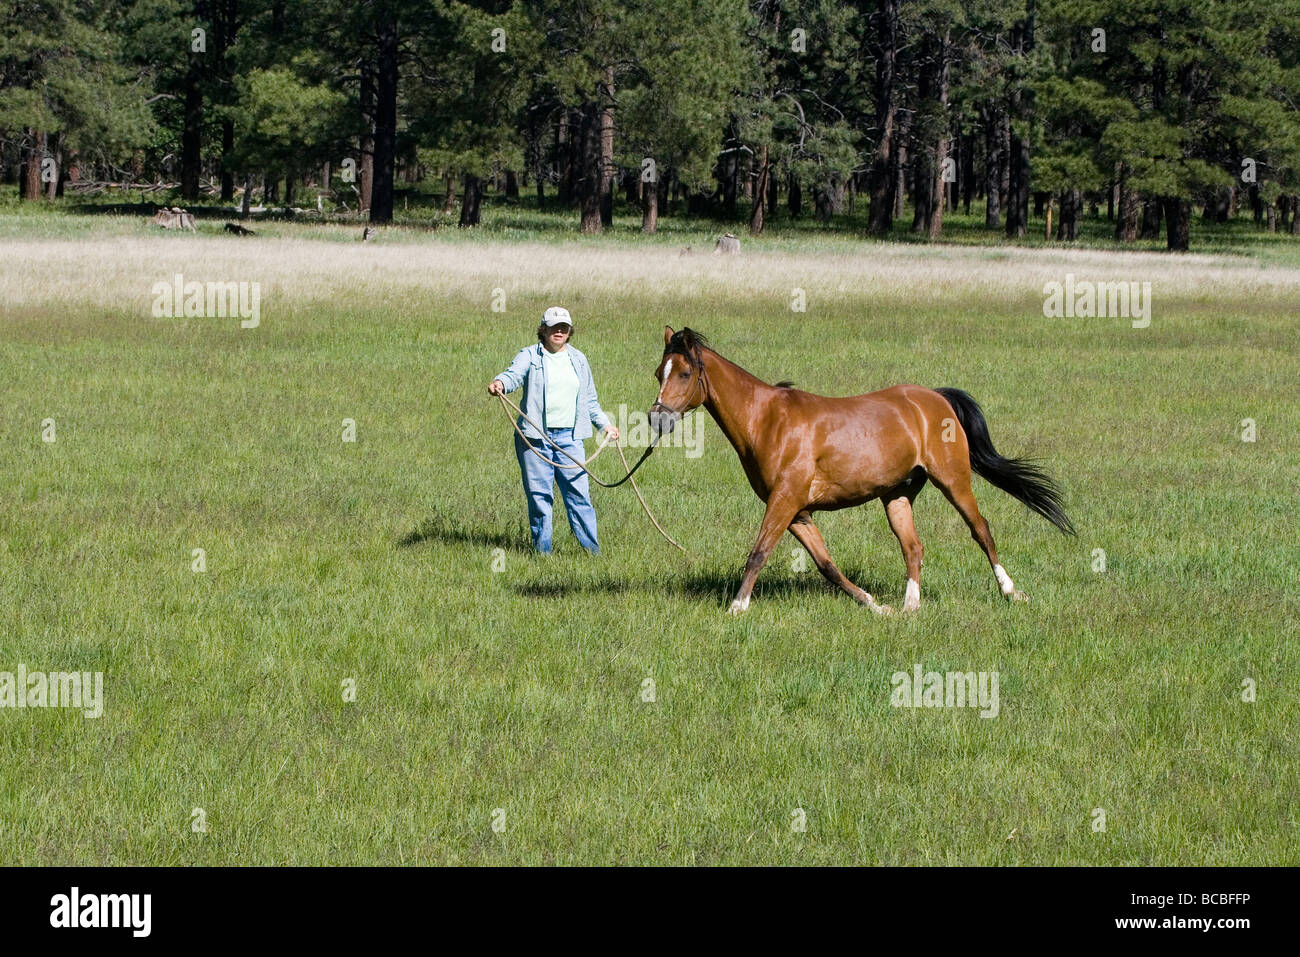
[
  {"x1": 399, "y1": 517, "x2": 924, "y2": 606},
  {"x1": 678, "y1": 567, "x2": 897, "y2": 604},
  {"x1": 511, "y1": 563, "x2": 901, "y2": 606},
  {"x1": 397, "y1": 515, "x2": 531, "y2": 552}
]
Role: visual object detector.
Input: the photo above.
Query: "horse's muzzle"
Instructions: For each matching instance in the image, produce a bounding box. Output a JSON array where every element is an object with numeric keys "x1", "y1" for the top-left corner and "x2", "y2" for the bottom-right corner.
[{"x1": 649, "y1": 406, "x2": 679, "y2": 437}]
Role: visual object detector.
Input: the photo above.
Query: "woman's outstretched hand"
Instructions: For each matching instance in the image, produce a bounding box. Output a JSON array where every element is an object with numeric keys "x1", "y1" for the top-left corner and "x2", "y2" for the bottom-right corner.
[
  {"x1": 488, "y1": 380, "x2": 504, "y2": 396},
  {"x1": 605, "y1": 425, "x2": 620, "y2": 441}
]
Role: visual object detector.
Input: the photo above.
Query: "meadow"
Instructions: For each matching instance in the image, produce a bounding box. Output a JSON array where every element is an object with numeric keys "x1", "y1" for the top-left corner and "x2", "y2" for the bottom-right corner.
[{"x1": 1, "y1": 198, "x2": 1297, "y2": 864}]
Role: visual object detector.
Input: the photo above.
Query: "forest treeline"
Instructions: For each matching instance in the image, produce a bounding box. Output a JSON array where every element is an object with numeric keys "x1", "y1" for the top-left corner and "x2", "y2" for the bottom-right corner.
[{"x1": 3, "y1": 0, "x2": 1299, "y2": 249}]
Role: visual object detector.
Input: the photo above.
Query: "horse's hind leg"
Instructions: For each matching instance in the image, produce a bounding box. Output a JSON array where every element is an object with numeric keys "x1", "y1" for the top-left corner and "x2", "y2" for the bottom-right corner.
[
  {"x1": 788, "y1": 511, "x2": 891, "y2": 615},
  {"x1": 928, "y1": 465, "x2": 1027, "y2": 602},
  {"x1": 883, "y1": 494, "x2": 924, "y2": 612}
]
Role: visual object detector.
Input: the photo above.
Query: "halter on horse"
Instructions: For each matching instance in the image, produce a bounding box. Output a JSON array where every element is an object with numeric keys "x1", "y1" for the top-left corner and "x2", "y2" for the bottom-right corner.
[{"x1": 650, "y1": 327, "x2": 1075, "y2": 615}]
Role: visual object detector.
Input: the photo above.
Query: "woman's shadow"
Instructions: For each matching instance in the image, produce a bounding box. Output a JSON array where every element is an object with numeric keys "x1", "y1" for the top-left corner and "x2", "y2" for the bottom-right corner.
[{"x1": 397, "y1": 514, "x2": 532, "y2": 552}]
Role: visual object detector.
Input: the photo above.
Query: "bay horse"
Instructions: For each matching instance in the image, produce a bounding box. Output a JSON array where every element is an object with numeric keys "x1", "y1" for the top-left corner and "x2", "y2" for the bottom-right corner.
[{"x1": 649, "y1": 328, "x2": 1075, "y2": 615}]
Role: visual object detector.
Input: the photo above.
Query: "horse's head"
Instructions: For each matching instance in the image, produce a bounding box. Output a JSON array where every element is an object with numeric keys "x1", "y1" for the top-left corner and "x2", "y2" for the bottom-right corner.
[{"x1": 650, "y1": 326, "x2": 709, "y2": 437}]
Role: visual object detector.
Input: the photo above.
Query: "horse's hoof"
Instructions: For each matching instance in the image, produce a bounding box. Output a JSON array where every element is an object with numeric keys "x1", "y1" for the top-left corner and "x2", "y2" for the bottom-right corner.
[
  {"x1": 727, "y1": 599, "x2": 749, "y2": 616},
  {"x1": 872, "y1": 603, "x2": 893, "y2": 616},
  {"x1": 902, "y1": 600, "x2": 921, "y2": 613},
  {"x1": 1008, "y1": 589, "x2": 1029, "y2": 603}
]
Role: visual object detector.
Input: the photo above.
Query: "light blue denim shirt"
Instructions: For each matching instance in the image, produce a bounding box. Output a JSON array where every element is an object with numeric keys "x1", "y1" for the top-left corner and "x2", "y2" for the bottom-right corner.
[{"x1": 495, "y1": 343, "x2": 612, "y2": 441}]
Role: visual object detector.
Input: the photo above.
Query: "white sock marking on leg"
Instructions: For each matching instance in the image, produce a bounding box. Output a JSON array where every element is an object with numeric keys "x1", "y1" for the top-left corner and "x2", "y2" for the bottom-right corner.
[{"x1": 994, "y1": 564, "x2": 1015, "y2": 596}]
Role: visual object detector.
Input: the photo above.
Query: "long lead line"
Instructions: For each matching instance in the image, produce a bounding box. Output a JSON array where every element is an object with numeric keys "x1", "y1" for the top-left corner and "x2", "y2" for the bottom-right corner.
[{"x1": 494, "y1": 392, "x2": 686, "y2": 552}]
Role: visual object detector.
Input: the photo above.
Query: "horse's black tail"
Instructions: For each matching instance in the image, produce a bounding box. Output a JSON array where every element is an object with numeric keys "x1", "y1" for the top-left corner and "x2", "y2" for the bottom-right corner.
[{"x1": 935, "y1": 387, "x2": 1076, "y2": 536}]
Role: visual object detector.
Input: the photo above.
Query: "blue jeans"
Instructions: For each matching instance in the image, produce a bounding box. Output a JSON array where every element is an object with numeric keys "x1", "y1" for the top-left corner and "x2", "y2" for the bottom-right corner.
[{"x1": 514, "y1": 429, "x2": 600, "y2": 554}]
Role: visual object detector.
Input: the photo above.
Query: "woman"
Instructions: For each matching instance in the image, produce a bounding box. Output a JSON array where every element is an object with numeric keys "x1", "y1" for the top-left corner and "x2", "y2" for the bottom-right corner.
[{"x1": 488, "y1": 307, "x2": 619, "y2": 554}]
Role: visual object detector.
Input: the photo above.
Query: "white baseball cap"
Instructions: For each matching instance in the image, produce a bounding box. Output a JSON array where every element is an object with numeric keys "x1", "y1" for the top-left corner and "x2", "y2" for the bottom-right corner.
[{"x1": 542, "y1": 306, "x2": 573, "y2": 327}]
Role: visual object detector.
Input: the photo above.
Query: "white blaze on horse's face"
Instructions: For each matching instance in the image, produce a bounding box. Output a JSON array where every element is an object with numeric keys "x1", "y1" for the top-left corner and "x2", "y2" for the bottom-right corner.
[
  {"x1": 655, "y1": 356, "x2": 673, "y2": 404},
  {"x1": 650, "y1": 355, "x2": 682, "y2": 437}
]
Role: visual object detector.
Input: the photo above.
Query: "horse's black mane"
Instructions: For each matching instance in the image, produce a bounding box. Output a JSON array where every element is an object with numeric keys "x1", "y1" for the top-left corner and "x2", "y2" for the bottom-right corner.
[
  {"x1": 665, "y1": 329, "x2": 794, "y2": 386},
  {"x1": 665, "y1": 328, "x2": 710, "y2": 358}
]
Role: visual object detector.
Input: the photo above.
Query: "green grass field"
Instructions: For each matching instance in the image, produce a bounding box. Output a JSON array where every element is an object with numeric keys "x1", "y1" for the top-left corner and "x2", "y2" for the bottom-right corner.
[{"x1": 1, "y1": 200, "x2": 1297, "y2": 864}]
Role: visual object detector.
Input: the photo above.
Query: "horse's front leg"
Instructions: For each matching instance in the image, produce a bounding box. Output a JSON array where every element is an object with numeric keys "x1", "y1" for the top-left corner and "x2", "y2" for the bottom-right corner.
[{"x1": 728, "y1": 494, "x2": 803, "y2": 616}]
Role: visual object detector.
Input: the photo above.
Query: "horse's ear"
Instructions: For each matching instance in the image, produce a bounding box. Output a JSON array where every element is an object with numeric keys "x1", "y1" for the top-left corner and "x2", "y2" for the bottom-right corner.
[{"x1": 663, "y1": 326, "x2": 675, "y2": 345}]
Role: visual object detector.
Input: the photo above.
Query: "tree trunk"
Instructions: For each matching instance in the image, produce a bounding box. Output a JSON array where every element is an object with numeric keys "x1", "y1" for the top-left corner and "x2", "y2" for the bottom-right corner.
[
  {"x1": 866, "y1": 0, "x2": 901, "y2": 236},
  {"x1": 578, "y1": 99, "x2": 603, "y2": 232},
  {"x1": 369, "y1": 11, "x2": 398, "y2": 224},
  {"x1": 788, "y1": 174, "x2": 802, "y2": 217},
  {"x1": 556, "y1": 110, "x2": 571, "y2": 206},
  {"x1": 1140, "y1": 197, "x2": 1162, "y2": 239},
  {"x1": 240, "y1": 174, "x2": 252, "y2": 218},
  {"x1": 1291, "y1": 196, "x2": 1300, "y2": 235},
  {"x1": 215, "y1": 0, "x2": 239, "y2": 202},
  {"x1": 505, "y1": 169, "x2": 519, "y2": 200},
  {"x1": 1004, "y1": 132, "x2": 1028, "y2": 238},
  {"x1": 44, "y1": 132, "x2": 60, "y2": 199},
  {"x1": 600, "y1": 64, "x2": 614, "y2": 227},
  {"x1": 911, "y1": 147, "x2": 930, "y2": 232},
  {"x1": 459, "y1": 173, "x2": 483, "y2": 226},
  {"x1": 1164, "y1": 196, "x2": 1190, "y2": 250},
  {"x1": 893, "y1": 142, "x2": 906, "y2": 219},
  {"x1": 1004, "y1": 16, "x2": 1030, "y2": 241},
  {"x1": 815, "y1": 178, "x2": 842, "y2": 223},
  {"x1": 998, "y1": 111, "x2": 1011, "y2": 216},
  {"x1": 181, "y1": 49, "x2": 203, "y2": 201},
  {"x1": 750, "y1": 143, "x2": 769, "y2": 235},
  {"x1": 1116, "y1": 164, "x2": 1139, "y2": 241},
  {"x1": 721, "y1": 148, "x2": 738, "y2": 218},
  {"x1": 1266, "y1": 202, "x2": 1277, "y2": 233},
  {"x1": 961, "y1": 126, "x2": 974, "y2": 214},
  {"x1": 983, "y1": 107, "x2": 1001, "y2": 227},
  {"x1": 926, "y1": 28, "x2": 951, "y2": 240},
  {"x1": 359, "y1": 59, "x2": 376, "y2": 214},
  {"x1": 642, "y1": 173, "x2": 659, "y2": 233},
  {"x1": 19, "y1": 128, "x2": 40, "y2": 200},
  {"x1": 1057, "y1": 188, "x2": 1080, "y2": 240},
  {"x1": 1005, "y1": 10, "x2": 1035, "y2": 237}
]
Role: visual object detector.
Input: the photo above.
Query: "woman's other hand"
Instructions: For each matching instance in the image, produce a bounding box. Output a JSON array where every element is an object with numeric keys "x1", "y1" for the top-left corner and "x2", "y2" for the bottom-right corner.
[{"x1": 488, "y1": 380, "x2": 504, "y2": 396}]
